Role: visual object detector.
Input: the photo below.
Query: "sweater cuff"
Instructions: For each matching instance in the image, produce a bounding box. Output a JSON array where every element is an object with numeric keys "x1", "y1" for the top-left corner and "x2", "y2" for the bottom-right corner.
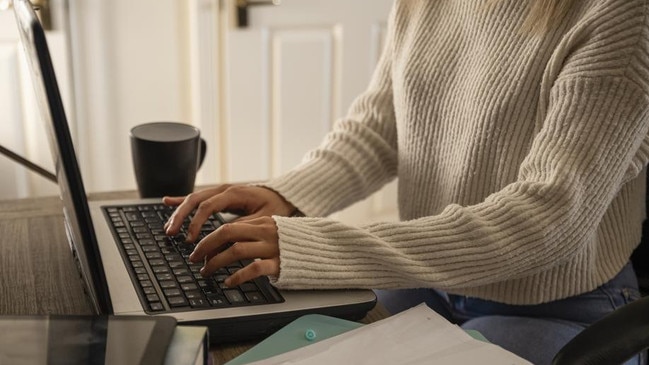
[
  {"x1": 263, "y1": 158, "x2": 366, "y2": 217},
  {"x1": 271, "y1": 216, "x2": 386, "y2": 290}
]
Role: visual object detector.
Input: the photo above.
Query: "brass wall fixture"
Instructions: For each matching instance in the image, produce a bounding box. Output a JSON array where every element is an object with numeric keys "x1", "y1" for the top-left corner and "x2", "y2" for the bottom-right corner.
[{"x1": 235, "y1": 0, "x2": 280, "y2": 28}]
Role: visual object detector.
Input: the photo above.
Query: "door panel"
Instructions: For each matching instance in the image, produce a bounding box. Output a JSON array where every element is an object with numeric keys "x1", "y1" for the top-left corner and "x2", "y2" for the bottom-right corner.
[
  {"x1": 223, "y1": 0, "x2": 397, "y2": 224},
  {"x1": 229, "y1": 25, "x2": 341, "y2": 180},
  {"x1": 272, "y1": 28, "x2": 339, "y2": 175}
]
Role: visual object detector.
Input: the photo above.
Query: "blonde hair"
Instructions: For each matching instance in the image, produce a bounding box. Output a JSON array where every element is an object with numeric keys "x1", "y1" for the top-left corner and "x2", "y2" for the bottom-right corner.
[{"x1": 522, "y1": 0, "x2": 573, "y2": 34}]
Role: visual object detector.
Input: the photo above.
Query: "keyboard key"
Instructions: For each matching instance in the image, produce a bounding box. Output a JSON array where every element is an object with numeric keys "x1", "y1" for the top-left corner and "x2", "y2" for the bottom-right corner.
[
  {"x1": 184, "y1": 291, "x2": 203, "y2": 300},
  {"x1": 202, "y1": 283, "x2": 222, "y2": 295},
  {"x1": 189, "y1": 298, "x2": 209, "y2": 308},
  {"x1": 214, "y1": 274, "x2": 228, "y2": 283},
  {"x1": 168, "y1": 261, "x2": 185, "y2": 269},
  {"x1": 245, "y1": 291, "x2": 266, "y2": 304},
  {"x1": 164, "y1": 288, "x2": 182, "y2": 297},
  {"x1": 173, "y1": 268, "x2": 191, "y2": 276},
  {"x1": 145, "y1": 252, "x2": 162, "y2": 259},
  {"x1": 152, "y1": 266, "x2": 170, "y2": 274},
  {"x1": 224, "y1": 290, "x2": 246, "y2": 304},
  {"x1": 159, "y1": 281, "x2": 177, "y2": 289},
  {"x1": 207, "y1": 294, "x2": 228, "y2": 307},
  {"x1": 149, "y1": 302, "x2": 164, "y2": 311},
  {"x1": 146, "y1": 294, "x2": 160, "y2": 302},
  {"x1": 139, "y1": 239, "x2": 156, "y2": 246},
  {"x1": 165, "y1": 253, "x2": 183, "y2": 262},
  {"x1": 168, "y1": 296, "x2": 189, "y2": 308},
  {"x1": 155, "y1": 273, "x2": 173, "y2": 281},
  {"x1": 177, "y1": 276, "x2": 194, "y2": 284},
  {"x1": 140, "y1": 280, "x2": 153, "y2": 288},
  {"x1": 181, "y1": 283, "x2": 198, "y2": 292},
  {"x1": 240, "y1": 282, "x2": 258, "y2": 292}
]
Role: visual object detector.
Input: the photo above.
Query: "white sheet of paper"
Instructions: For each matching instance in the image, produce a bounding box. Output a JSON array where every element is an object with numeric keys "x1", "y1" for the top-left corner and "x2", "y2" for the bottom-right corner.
[{"x1": 246, "y1": 304, "x2": 532, "y2": 365}]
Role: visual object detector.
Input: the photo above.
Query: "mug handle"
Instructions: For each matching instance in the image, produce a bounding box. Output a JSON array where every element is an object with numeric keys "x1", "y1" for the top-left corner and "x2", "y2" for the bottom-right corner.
[{"x1": 198, "y1": 138, "x2": 207, "y2": 170}]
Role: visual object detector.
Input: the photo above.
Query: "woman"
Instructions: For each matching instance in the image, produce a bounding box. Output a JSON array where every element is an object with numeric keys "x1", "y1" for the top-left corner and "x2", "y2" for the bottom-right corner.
[{"x1": 165, "y1": 0, "x2": 649, "y2": 363}]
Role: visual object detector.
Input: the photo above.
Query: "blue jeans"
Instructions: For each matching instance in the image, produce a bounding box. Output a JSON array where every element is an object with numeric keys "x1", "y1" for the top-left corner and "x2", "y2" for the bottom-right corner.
[{"x1": 375, "y1": 263, "x2": 643, "y2": 365}]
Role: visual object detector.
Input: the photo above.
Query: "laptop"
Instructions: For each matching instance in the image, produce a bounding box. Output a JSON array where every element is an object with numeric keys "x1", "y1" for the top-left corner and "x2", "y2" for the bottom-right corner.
[{"x1": 13, "y1": 0, "x2": 376, "y2": 344}]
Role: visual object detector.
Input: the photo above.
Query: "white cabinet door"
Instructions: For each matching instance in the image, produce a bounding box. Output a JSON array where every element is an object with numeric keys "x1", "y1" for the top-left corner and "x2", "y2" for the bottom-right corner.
[{"x1": 220, "y1": 0, "x2": 398, "y2": 224}]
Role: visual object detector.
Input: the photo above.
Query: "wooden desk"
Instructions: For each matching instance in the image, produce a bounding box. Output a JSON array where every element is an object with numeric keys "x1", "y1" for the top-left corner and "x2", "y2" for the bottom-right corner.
[{"x1": 0, "y1": 192, "x2": 389, "y2": 364}]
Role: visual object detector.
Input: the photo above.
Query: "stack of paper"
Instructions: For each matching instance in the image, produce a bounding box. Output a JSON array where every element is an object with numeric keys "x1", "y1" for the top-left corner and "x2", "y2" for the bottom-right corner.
[{"x1": 245, "y1": 304, "x2": 532, "y2": 365}]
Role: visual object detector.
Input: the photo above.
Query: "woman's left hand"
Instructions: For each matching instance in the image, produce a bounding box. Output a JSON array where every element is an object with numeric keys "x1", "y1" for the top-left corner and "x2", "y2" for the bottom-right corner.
[{"x1": 189, "y1": 216, "x2": 280, "y2": 287}]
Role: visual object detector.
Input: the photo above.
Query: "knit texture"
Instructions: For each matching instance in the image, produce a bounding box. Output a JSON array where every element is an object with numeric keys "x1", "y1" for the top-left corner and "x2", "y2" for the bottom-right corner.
[{"x1": 264, "y1": 0, "x2": 649, "y2": 305}]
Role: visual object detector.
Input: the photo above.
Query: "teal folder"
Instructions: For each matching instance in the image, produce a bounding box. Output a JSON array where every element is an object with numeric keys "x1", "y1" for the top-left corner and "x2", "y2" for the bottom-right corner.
[
  {"x1": 225, "y1": 314, "x2": 362, "y2": 365},
  {"x1": 226, "y1": 314, "x2": 488, "y2": 365}
]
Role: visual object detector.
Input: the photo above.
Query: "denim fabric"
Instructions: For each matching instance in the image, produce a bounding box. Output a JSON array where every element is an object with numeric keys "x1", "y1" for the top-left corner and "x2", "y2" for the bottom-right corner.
[{"x1": 375, "y1": 262, "x2": 644, "y2": 365}]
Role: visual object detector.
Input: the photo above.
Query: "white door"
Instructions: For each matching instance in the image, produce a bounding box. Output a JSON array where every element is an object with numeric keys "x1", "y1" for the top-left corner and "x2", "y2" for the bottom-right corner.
[
  {"x1": 0, "y1": 1, "x2": 68, "y2": 200},
  {"x1": 215, "y1": 0, "x2": 398, "y2": 224}
]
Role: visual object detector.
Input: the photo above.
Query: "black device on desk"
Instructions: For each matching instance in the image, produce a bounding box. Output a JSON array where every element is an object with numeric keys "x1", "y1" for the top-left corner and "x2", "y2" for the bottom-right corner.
[{"x1": 12, "y1": 0, "x2": 376, "y2": 344}]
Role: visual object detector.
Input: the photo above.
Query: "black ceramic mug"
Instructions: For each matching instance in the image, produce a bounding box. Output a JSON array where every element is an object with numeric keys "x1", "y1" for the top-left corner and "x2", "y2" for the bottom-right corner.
[{"x1": 130, "y1": 122, "x2": 207, "y2": 198}]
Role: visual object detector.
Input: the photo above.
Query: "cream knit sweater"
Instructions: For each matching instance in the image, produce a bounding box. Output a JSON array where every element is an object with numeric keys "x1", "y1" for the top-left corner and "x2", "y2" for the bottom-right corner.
[{"x1": 264, "y1": 0, "x2": 649, "y2": 305}]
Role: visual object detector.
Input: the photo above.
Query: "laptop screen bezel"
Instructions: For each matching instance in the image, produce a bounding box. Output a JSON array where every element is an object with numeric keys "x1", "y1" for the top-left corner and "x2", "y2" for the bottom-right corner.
[{"x1": 13, "y1": 0, "x2": 113, "y2": 315}]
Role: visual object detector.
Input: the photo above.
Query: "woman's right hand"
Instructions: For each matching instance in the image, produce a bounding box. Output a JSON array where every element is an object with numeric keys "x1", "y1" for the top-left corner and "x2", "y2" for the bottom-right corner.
[{"x1": 162, "y1": 184, "x2": 296, "y2": 242}]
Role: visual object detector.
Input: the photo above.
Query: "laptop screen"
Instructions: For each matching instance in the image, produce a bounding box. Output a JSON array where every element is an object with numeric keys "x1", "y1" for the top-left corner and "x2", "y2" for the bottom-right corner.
[{"x1": 14, "y1": 0, "x2": 113, "y2": 314}]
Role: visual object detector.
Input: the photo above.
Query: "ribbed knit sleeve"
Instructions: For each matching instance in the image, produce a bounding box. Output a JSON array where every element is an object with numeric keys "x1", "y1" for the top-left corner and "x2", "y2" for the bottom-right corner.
[
  {"x1": 265, "y1": 0, "x2": 649, "y2": 304},
  {"x1": 272, "y1": 76, "x2": 649, "y2": 292}
]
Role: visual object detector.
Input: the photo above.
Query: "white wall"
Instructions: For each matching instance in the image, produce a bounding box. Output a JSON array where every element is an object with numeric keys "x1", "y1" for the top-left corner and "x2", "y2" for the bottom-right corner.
[{"x1": 68, "y1": 0, "x2": 193, "y2": 194}]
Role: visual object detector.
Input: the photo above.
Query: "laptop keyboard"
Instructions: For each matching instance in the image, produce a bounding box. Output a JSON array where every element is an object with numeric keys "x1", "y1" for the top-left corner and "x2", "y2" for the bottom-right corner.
[{"x1": 103, "y1": 204, "x2": 284, "y2": 313}]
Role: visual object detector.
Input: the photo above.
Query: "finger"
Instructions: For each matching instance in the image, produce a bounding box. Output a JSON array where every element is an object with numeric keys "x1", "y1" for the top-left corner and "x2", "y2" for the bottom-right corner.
[
  {"x1": 224, "y1": 258, "x2": 280, "y2": 287},
  {"x1": 233, "y1": 211, "x2": 266, "y2": 223},
  {"x1": 162, "y1": 195, "x2": 186, "y2": 207},
  {"x1": 200, "y1": 241, "x2": 278, "y2": 277},
  {"x1": 165, "y1": 187, "x2": 227, "y2": 235},
  {"x1": 186, "y1": 187, "x2": 258, "y2": 241},
  {"x1": 162, "y1": 196, "x2": 187, "y2": 231},
  {"x1": 190, "y1": 219, "x2": 278, "y2": 262}
]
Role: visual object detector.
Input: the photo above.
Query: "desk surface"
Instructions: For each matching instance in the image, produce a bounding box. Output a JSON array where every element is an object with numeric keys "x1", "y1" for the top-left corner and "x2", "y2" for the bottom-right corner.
[{"x1": 0, "y1": 191, "x2": 389, "y2": 364}]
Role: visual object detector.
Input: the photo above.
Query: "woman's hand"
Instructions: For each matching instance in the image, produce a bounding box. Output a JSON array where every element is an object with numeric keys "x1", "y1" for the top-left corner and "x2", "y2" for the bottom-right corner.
[
  {"x1": 163, "y1": 184, "x2": 295, "y2": 242},
  {"x1": 189, "y1": 216, "x2": 280, "y2": 287}
]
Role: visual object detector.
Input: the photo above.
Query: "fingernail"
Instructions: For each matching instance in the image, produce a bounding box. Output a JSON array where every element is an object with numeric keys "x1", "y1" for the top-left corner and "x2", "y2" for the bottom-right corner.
[
  {"x1": 200, "y1": 267, "x2": 209, "y2": 277},
  {"x1": 189, "y1": 251, "x2": 198, "y2": 262}
]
